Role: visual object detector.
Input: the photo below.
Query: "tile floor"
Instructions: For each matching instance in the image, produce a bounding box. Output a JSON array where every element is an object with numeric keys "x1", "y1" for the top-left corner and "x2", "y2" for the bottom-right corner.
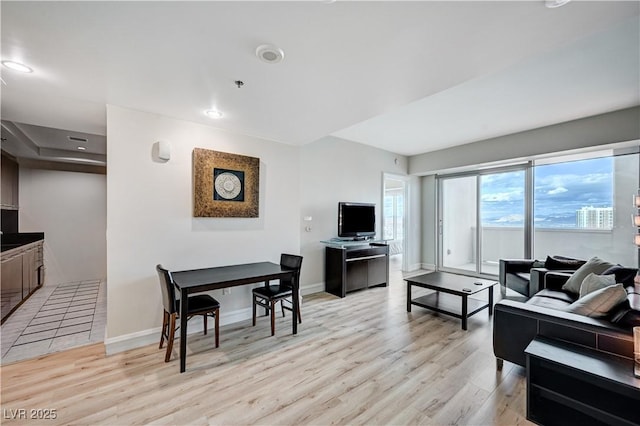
[{"x1": 1, "y1": 280, "x2": 106, "y2": 364}]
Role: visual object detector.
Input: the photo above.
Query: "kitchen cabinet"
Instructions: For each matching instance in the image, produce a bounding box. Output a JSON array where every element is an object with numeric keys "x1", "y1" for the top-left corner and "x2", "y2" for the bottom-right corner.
[
  {"x1": 1, "y1": 241, "x2": 44, "y2": 323},
  {"x1": 1, "y1": 251, "x2": 23, "y2": 321},
  {"x1": 1, "y1": 153, "x2": 19, "y2": 210}
]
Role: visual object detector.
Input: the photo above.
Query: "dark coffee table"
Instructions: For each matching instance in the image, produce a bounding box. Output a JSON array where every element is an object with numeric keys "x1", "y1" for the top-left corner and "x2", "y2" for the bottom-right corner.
[{"x1": 405, "y1": 271, "x2": 497, "y2": 330}]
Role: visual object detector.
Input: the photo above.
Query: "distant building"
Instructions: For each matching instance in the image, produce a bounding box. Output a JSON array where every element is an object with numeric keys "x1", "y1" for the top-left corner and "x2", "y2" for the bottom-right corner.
[{"x1": 575, "y1": 206, "x2": 613, "y2": 229}]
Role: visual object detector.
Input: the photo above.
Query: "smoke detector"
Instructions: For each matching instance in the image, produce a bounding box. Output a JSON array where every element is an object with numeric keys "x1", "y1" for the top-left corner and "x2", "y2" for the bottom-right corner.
[{"x1": 256, "y1": 44, "x2": 285, "y2": 64}]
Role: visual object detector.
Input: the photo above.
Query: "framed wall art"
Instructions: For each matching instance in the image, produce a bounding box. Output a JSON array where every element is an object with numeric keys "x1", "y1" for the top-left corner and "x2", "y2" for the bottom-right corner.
[{"x1": 193, "y1": 148, "x2": 260, "y2": 217}]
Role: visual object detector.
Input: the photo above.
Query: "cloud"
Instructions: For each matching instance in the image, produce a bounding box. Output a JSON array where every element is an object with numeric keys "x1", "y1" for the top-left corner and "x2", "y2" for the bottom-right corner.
[
  {"x1": 494, "y1": 214, "x2": 523, "y2": 223},
  {"x1": 547, "y1": 186, "x2": 568, "y2": 195},
  {"x1": 482, "y1": 190, "x2": 523, "y2": 202}
]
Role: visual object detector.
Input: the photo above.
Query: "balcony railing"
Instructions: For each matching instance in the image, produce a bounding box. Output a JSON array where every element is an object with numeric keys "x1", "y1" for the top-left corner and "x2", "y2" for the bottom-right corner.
[{"x1": 443, "y1": 226, "x2": 636, "y2": 275}]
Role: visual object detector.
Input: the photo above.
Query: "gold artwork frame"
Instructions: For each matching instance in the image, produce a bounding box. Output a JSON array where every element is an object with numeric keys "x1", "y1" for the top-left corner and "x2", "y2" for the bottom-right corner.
[{"x1": 193, "y1": 148, "x2": 260, "y2": 217}]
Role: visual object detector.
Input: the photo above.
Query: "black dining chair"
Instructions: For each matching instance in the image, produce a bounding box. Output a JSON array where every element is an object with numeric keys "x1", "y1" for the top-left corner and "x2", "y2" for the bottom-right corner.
[
  {"x1": 156, "y1": 264, "x2": 220, "y2": 362},
  {"x1": 252, "y1": 254, "x2": 303, "y2": 336}
]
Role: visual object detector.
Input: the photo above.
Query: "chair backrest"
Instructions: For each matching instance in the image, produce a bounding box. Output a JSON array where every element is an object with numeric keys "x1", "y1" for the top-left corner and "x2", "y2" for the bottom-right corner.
[
  {"x1": 156, "y1": 264, "x2": 177, "y2": 314},
  {"x1": 280, "y1": 254, "x2": 303, "y2": 286}
]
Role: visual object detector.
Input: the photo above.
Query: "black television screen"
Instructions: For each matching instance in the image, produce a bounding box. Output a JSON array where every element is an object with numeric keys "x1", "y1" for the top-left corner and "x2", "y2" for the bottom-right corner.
[{"x1": 338, "y1": 202, "x2": 376, "y2": 238}]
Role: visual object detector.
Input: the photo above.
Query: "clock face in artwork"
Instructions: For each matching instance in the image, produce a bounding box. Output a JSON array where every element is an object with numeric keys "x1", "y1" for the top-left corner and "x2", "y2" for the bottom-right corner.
[{"x1": 213, "y1": 168, "x2": 245, "y2": 201}]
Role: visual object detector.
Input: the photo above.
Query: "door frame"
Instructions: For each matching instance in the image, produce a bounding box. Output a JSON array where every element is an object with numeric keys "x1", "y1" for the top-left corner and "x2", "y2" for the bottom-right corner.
[
  {"x1": 382, "y1": 172, "x2": 409, "y2": 272},
  {"x1": 436, "y1": 163, "x2": 530, "y2": 278}
]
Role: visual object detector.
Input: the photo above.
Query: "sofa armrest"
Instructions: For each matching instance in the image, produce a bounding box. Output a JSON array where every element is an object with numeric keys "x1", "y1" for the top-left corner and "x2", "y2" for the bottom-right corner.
[
  {"x1": 500, "y1": 259, "x2": 535, "y2": 276},
  {"x1": 528, "y1": 268, "x2": 550, "y2": 297},
  {"x1": 493, "y1": 299, "x2": 634, "y2": 367},
  {"x1": 544, "y1": 271, "x2": 573, "y2": 291},
  {"x1": 499, "y1": 259, "x2": 535, "y2": 294}
]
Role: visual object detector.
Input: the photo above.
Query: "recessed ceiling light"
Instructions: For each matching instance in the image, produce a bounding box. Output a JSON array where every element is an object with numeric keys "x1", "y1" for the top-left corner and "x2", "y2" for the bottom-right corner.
[
  {"x1": 256, "y1": 44, "x2": 285, "y2": 64},
  {"x1": 205, "y1": 110, "x2": 223, "y2": 119},
  {"x1": 545, "y1": 0, "x2": 571, "y2": 8},
  {"x1": 2, "y1": 60, "x2": 33, "y2": 73},
  {"x1": 77, "y1": 146, "x2": 87, "y2": 151}
]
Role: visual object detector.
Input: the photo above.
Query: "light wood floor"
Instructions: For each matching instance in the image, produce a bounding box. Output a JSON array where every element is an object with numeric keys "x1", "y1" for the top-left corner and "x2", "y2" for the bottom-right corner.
[{"x1": 0, "y1": 270, "x2": 532, "y2": 425}]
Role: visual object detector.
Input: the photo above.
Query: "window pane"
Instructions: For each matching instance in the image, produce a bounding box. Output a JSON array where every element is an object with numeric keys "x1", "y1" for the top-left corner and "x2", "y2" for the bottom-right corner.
[
  {"x1": 533, "y1": 154, "x2": 637, "y2": 266},
  {"x1": 480, "y1": 170, "x2": 525, "y2": 274},
  {"x1": 383, "y1": 195, "x2": 394, "y2": 239}
]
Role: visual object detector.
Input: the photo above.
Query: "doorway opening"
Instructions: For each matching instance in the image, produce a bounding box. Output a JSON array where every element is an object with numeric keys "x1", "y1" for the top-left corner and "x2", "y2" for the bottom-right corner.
[{"x1": 383, "y1": 173, "x2": 408, "y2": 272}]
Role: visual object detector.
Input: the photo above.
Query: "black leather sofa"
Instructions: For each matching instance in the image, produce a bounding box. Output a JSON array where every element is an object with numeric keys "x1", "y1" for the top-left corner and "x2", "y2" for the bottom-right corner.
[
  {"x1": 493, "y1": 271, "x2": 640, "y2": 369},
  {"x1": 499, "y1": 256, "x2": 585, "y2": 298}
]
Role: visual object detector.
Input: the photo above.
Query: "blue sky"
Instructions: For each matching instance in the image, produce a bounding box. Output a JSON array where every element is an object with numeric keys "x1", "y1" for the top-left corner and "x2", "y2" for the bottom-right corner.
[{"x1": 481, "y1": 157, "x2": 613, "y2": 228}]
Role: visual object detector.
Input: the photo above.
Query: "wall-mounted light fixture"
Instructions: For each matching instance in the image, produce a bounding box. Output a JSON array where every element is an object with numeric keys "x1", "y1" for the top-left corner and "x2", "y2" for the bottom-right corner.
[
  {"x1": 153, "y1": 140, "x2": 170, "y2": 162},
  {"x1": 303, "y1": 216, "x2": 313, "y2": 232}
]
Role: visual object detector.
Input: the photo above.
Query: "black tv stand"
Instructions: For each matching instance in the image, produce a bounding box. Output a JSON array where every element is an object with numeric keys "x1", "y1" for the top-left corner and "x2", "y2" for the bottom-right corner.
[{"x1": 324, "y1": 241, "x2": 389, "y2": 298}]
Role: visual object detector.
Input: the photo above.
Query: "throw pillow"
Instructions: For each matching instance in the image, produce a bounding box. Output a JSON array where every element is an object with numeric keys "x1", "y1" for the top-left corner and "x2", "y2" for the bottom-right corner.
[
  {"x1": 565, "y1": 284, "x2": 628, "y2": 318},
  {"x1": 544, "y1": 255, "x2": 586, "y2": 270},
  {"x1": 561, "y1": 257, "x2": 616, "y2": 295},
  {"x1": 579, "y1": 273, "x2": 616, "y2": 298},
  {"x1": 602, "y1": 265, "x2": 638, "y2": 287},
  {"x1": 531, "y1": 260, "x2": 546, "y2": 268}
]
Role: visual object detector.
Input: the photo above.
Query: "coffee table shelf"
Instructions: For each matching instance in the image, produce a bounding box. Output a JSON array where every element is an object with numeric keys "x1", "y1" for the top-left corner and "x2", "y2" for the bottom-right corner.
[
  {"x1": 405, "y1": 272, "x2": 497, "y2": 330},
  {"x1": 411, "y1": 293, "x2": 489, "y2": 319}
]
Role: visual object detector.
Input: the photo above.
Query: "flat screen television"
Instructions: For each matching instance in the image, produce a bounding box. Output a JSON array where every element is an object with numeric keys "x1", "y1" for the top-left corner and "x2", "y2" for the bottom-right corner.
[{"x1": 338, "y1": 202, "x2": 376, "y2": 239}]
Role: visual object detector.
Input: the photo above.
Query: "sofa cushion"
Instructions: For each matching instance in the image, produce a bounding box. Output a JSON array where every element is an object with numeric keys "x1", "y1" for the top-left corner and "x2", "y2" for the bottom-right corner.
[
  {"x1": 579, "y1": 273, "x2": 616, "y2": 298},
  {"x1": 545, "y1": 255, "x2": 586, "y2": 270},
  {"x1": 561, "y1": 257, "x2": 616, "y2": 295},
  {"x1": 526, "y1": 296, "x2": 572, "y2": 310},
  {"x1": 602, "y1": 265, "x2": 638, "y2": 287},
  {"x1": 565, "y1": 284, "x2": 628, "y2": 318},
  {"x1": 532, "y1": 289, "x2": 576, "y2": 304}
]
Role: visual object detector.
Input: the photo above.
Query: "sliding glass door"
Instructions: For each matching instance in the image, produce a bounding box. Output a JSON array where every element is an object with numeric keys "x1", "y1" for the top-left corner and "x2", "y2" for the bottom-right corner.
[
  {"x1": 440, "y1": 176, "x2": 477, "y2": 272},
  {"x1": 439, "y1": 167, "x2": 527, "y2": 276}
]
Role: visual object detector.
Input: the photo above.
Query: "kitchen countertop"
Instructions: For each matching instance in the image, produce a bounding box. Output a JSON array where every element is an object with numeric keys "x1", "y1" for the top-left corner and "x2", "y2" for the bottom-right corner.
[{"x1": 1, "y1": 232, "x2": 44, "y2": 253}]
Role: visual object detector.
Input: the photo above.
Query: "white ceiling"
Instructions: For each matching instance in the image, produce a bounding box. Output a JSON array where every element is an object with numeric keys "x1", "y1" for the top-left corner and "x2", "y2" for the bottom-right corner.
[{"x1": 1, "y1": 1, "x2": 638, "y2": 162}]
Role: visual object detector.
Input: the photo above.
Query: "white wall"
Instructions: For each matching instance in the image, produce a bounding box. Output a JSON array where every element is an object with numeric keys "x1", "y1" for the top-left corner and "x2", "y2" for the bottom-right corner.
[
  {"x1": 105, "y1": 106, "x2": 300, "y2": 348},
  {"x1": 409, "y1": 107, "x2": 640, "y2": 175},
  {"x1": 19, "y1": 168, "x2": 106, "y2": 284},
  {"x1": 299, "y1": 136, "x2": 416, "y2": 290}
]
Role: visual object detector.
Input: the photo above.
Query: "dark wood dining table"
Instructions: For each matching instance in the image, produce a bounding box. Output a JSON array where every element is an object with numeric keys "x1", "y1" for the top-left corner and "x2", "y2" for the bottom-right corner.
[{"x1": 171, "y1": 261, "x2": 296, "y2": 373}]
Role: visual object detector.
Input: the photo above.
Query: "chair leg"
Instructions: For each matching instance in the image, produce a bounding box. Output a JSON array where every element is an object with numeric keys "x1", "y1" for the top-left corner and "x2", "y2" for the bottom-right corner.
[
  {"x1": 270, "y1": 300, "x2": 276, "y2": 336},
  {"x1": 281, "y1": 300, "x2": 286, "y2": 317},
  {"x1": 297, "y1": 300, "x2": 302, "y2": 324},
  {"x1": 203, "y1": 313, "x2": 208, "y2": 335},
  {"x1": 214, "y1": 309, "x2": 219, "y2": 348},
  {"x1": 252, "y1": 295, "x2": 257, "y2": 326},
  {"x1": 159, "y1": 311, "x2": 168, "y2": 349},
  {"x1": 165, "y1": 313, "x2": 177, "y2": 362}
]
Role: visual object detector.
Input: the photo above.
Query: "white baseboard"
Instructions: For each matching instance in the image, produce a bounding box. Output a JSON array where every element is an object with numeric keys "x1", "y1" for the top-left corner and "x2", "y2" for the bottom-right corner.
[
  {"x1": 405, "y1": 263, "x2": 424, "y2": 272},
  {"x1": 104, "y1": 295, "x2": 323, "y2": 356},
  {"x1": 105, "y1": 327, "x2": 162, "y2": 355},
  {"x1": 420, "y1": 263, "x2": 436, "y2": 271},
  {"x1": 301, "y1": 281, "x2": 324, "y2": 295},
  {"x1": 105, "y1": 306, "x2": 255, "y2": 355}
]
